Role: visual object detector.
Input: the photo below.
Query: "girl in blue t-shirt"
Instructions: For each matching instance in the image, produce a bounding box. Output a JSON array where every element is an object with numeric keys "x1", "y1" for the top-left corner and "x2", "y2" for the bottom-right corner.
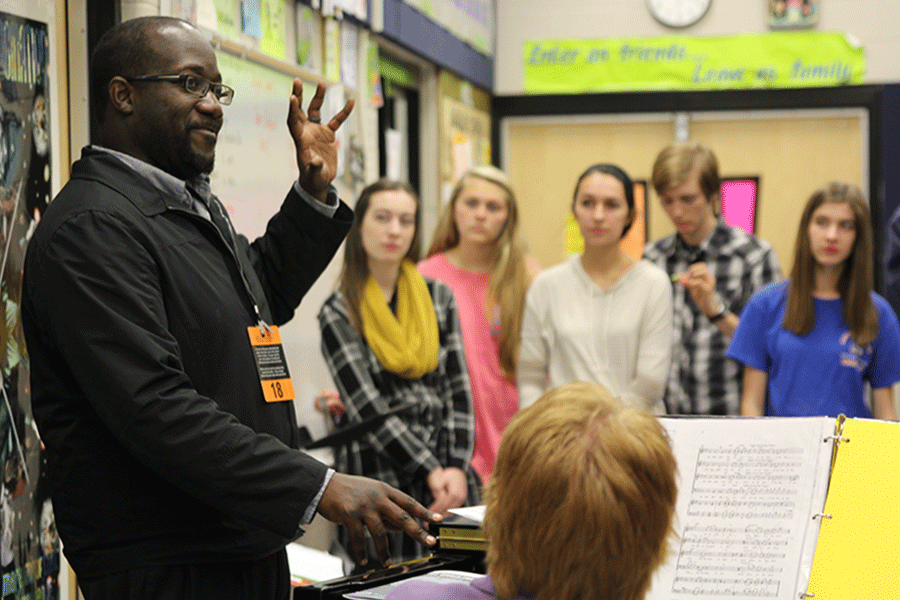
[{"x1": 727, "y1": 181, "x2": 900, "y2": 419}]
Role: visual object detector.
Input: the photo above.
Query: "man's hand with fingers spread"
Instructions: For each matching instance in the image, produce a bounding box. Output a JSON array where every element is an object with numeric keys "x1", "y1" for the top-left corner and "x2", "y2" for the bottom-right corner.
[{"x1": 286, "y1": 80, "x2": 355, "y2": 203}]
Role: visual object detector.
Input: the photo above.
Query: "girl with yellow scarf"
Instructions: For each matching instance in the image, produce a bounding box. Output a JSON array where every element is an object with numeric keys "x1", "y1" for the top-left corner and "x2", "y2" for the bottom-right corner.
[{"x1": 318, "y1": 180, "x2": 480, "y2": 565}]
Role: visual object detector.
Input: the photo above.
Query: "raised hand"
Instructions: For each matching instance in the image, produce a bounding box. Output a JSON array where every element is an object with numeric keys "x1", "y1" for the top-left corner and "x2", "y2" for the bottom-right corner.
[{"x1": 286, "y1": 79, "x2": 355, "y2": 203}]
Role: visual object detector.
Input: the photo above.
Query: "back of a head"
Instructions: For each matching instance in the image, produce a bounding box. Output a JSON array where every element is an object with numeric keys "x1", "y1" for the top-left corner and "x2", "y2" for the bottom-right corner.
[
  {"x1": 484, "y1": 382, "x2": 677, "y2": 600},
  {"x1": 651, "y1": 142, "x2": 720, "y2": 201}
]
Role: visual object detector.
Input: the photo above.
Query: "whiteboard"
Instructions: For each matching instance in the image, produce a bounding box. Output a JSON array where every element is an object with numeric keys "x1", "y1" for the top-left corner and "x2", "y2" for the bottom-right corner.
[
  {"x1": 211, "y1": 51, "x2": 347, "y2": 459},
  {"x1": 212, "y1": 51, "x2": 315, "y2": 238}
]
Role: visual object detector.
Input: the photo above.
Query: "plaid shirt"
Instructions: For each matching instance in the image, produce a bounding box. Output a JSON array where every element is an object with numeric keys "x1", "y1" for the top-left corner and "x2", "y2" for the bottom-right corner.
[
  {"x1": 318, "y1": 279, "x2": 480, "y2": 561},
  {"x1": 643, "y1": 221, "x2": 782, "y2": 415}
]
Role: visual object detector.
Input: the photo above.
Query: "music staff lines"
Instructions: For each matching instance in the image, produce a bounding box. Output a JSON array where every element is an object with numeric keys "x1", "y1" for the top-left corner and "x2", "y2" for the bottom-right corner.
[
  {"x1": 672, "y1": 575, "x2": 781, "y2": 597},
  {"x1": 669, "y1": 444, "x2": 808, "y2": 598}
]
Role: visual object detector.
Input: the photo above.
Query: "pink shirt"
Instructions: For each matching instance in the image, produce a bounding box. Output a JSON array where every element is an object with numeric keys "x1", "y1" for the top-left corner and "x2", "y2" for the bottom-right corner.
[{"x1": 419, "y1": 253, "x2": 518, "y2": 482}]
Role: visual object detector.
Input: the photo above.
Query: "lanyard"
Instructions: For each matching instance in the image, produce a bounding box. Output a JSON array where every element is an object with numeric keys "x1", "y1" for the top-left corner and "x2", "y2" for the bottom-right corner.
[{"x1": 183, "y1": 189, "x2": 270, "y2": 333}]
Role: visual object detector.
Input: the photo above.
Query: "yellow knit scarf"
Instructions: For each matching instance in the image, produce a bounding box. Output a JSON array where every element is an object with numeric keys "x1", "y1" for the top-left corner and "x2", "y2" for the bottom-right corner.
[{"x1": 360, "y1": 260, "x2": 439, "y2": 379}]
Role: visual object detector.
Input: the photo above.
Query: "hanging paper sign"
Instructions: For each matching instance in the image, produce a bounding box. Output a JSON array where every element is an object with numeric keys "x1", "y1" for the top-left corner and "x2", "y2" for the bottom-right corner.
[{"x1": 523, "y1": 32, "x2": 864, "y2": 94}]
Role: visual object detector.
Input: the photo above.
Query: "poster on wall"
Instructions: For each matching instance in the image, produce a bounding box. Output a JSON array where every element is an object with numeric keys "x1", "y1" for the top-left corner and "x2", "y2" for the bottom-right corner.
[
  {"x1": 0, "y1": 10, "x2": 59, "y2": 600},
  {"x1": 439, "y1": 97, "x2": 490, "y2": 204},
  {"x1": 769, "y1": 0, "x2": 818, "y2": 29},
  {"x1": 524, "y1": 32, "x2": 863, "y2": 94},
  {"x1": 296, "y1": 4, "x2": 323, "y2": 75},
  {"x1": 401, "y1": 0, "x2": 492, "y2": 56}
]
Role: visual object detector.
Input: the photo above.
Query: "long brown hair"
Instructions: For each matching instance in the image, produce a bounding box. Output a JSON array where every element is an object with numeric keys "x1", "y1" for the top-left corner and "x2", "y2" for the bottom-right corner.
[
  {"x1": 427, "y1": 166, "x2": 530, "y2": 377},
  {"x1": 339, "y1": 179, "x2": 421, "y2": 333},
  {"x1": 783, "y1": 181, "x2": 878, "y2": 345}
]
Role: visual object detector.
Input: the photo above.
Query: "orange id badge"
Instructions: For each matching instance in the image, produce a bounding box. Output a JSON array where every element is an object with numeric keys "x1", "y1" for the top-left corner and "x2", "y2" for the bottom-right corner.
[{"x1": 247, "y1": 325, "x2": 296, "y2": 402}]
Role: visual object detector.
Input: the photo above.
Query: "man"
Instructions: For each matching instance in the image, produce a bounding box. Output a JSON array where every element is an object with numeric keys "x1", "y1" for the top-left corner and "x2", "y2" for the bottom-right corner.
[
  {"x1": 643, "y1": 142, "x2": 781, "y2": 415},
  {"x1": 22, "y1": 16, "x2": 438, "y2": 600}
]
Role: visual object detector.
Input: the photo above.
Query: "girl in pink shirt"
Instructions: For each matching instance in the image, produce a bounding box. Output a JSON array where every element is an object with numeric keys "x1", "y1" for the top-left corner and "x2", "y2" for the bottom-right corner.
[{"x1": 419, "y1": 166, "x2": 538, "y2": 482}]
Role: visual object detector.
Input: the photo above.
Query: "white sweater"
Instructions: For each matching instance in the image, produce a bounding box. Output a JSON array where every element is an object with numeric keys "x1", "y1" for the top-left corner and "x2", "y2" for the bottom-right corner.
[{"x1": 517, "y1": 256, "x2": 673, "y2": 414}]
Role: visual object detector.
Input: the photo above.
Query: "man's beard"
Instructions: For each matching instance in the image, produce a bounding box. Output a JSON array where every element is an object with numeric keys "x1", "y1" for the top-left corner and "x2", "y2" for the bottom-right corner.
[{"x1": 181, "y1": 143, "x2": 215, "y2": 177}]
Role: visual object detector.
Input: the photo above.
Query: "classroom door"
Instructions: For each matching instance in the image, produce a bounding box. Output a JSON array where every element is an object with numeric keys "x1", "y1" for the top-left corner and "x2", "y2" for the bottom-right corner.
[{"x1": 503, "y1": 109, "x2": 866, "y2": 272}]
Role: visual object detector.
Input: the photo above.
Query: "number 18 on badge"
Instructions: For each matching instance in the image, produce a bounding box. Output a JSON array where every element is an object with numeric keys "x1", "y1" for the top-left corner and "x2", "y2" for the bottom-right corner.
[{"x1": 247, "y1": 325, "x2": 296, "y2": 402}]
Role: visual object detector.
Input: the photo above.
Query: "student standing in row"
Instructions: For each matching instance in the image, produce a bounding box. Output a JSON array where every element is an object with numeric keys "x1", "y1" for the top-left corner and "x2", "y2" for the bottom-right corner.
[
  {"x1": 729, "y1": 182, "x2": 900, "y2": 419},
  {"x1": 419, "y1": 166, "x2": 538, "y2": 481},
  {"x1": 518, "y1": 164, "x2": 672, "y2": 413},
  {"x1": 318, "y1": 180, "x2": 480, "y2": 564},
  {"x1": 644, "y1": 143, "x2": 781, "y2": 415}
]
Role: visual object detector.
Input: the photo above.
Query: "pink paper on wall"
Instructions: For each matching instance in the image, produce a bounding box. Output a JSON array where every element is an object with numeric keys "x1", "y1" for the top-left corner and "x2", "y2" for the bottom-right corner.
[{"x1": 720, "y1": 178, "x2": 758, "y2": 235}]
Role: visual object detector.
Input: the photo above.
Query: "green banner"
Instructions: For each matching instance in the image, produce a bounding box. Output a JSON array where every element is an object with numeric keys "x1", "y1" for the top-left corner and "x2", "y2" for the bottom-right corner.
[{"x1": 523, "y1": 33, "x2": 864, "y2": 94}]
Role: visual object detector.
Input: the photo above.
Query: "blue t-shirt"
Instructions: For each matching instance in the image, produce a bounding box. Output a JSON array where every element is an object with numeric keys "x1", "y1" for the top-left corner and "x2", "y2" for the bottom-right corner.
[{"x1": 727, "y1": 281, "x2": 900, "y2": 417}]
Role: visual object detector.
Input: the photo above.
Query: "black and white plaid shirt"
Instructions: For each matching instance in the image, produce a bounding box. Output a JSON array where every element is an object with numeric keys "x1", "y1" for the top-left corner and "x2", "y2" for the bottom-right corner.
[
  {"x1": 318, "y1": 279, "x2": 480, "y2": 561},
  {"x1": 644, "y1": 221, "x2": 782, "y2": 415}
]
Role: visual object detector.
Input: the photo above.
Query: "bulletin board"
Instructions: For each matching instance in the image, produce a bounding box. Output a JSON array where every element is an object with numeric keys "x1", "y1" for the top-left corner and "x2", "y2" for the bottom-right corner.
[
  {"x1": 0, "y1": 2, "x2": 63, "y2": 598},
  {"x1": 438, "y1": 72, "x2": 491, "y2": 205},
  {"x1": 441, "y1": 99, "x2": 491, "y2": 185}
]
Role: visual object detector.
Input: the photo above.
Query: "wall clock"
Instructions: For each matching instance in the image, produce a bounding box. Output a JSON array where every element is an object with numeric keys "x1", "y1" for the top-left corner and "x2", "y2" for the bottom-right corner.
[{"x1": 647, "y1": 0, "x2": 712, "y2": 27}]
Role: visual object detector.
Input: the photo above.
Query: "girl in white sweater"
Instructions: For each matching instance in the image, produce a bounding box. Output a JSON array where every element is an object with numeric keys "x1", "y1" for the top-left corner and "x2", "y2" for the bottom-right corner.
[{"x1": 517, "y1": 164, "x2": 673, "y2": 413}]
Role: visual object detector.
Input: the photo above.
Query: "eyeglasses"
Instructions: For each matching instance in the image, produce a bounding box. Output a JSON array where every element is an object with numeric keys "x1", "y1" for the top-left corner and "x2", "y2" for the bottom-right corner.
[{"x1": 126, "y1": 73, "x2": 235, "y2": 105}]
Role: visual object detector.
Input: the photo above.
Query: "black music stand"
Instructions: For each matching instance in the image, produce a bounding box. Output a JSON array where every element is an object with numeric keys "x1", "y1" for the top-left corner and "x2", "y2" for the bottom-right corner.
[{"x1": 302, "y1": 402, "x2": 418, "y2": 450}]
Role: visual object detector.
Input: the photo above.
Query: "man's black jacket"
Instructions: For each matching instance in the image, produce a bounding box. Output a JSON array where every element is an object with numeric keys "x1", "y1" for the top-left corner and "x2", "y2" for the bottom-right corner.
[{"x1": 22, "y1": 149, "x2": 351, "y2": 578}]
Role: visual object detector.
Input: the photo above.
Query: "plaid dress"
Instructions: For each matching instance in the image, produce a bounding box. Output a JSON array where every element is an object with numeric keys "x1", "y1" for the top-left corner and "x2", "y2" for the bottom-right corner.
[
  {"x1": 644, "y1": 221, "x2": 782, "y2": 415},
  {"x1": 318, "y1": 278, "x2": 480, "y2": 563}
]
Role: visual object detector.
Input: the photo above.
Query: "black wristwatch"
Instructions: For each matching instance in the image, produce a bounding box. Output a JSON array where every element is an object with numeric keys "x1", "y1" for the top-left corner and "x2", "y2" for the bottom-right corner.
[{"x1": 708, "y1": 296, "x2": 728, "y2": 322}]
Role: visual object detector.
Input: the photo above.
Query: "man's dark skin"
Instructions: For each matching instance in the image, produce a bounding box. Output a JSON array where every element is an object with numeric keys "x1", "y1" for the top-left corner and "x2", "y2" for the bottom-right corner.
[{"x1": 99, "y1": 19, "x2": 439, "y2": 567}]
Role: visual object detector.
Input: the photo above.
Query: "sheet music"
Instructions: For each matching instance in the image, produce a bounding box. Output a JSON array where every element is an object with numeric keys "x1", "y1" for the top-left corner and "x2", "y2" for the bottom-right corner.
[
  {"x1": 648, "y1": 417, "x2": 835, "y2": 600},
  {"x1": 447, "y1": 505, "x2": 486, "y2": 523}
]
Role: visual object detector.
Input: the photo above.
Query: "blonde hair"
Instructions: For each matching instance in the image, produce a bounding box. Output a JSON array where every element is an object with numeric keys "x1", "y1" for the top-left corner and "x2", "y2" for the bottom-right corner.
[
  {"x1": 784, "y1": 181, "x2": 878, "y2": 345},
  {"x1": 427, "y1": 166, "x2": 530, "y2": 377},
  {"x1": 484, "y1": 382, "x2": 678, "y2": 600},
  {"x1": 651, "y1": 142, "x2": 721, "y2": 211}
]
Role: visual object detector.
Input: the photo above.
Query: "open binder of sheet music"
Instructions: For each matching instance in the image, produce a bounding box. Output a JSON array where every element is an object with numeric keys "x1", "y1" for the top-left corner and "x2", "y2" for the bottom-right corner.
[
  {"x1": 647, "y1": 416, "x2": 837, "y2": 600},
  {"x1": 332, "y1": 416, "x2": 900, "y2": 600}
]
